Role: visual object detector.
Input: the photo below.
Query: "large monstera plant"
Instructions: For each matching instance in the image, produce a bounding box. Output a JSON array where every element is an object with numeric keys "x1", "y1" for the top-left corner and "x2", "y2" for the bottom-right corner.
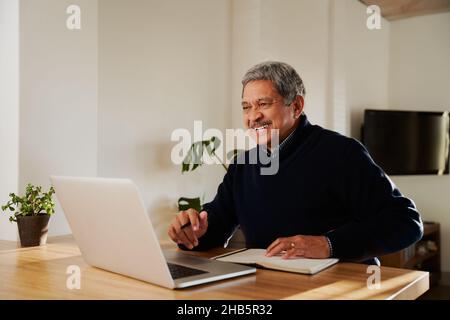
[{"x1": 178, "y1": 136, "x2": 240, "y2": 212}]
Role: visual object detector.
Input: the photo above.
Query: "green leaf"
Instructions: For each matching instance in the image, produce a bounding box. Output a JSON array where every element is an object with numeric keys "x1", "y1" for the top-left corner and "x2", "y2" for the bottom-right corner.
[
  {"x1": 181, "y1": 136, "x2": 223, "y2": 174},
  {"x1": 2, "y1": 183, "x2": 55, "y2": 219},
  {"x1": 177, "y1": 197, "x2": 202, "y2": 212},
  {"x1": 227, "y1": 148, "x2": 244, "y2": 162},
  {"x1": 211, "y1": 136, "x2": 221, "y2": 152},
  {"x1": 184, "y1": 142, "x2": 200, "y2": 171},
  {"x1": 185, "y1": 141, "x2": 202, "y2": 173},
  {"x1": 182, "y1": 148, "x2": 193, "y2": 173},
  {"x1": 177, "y1": 136, "x2": 223, "y2": 214},
  {"x1": 204, "y1": 136, "x2": 221, "y2": 156}
]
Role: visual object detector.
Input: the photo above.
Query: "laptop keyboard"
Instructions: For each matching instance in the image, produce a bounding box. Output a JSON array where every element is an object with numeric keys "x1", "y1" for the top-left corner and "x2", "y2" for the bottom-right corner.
[{"x1": 167, "y1": 263, "x2": 209, "y2": 280}]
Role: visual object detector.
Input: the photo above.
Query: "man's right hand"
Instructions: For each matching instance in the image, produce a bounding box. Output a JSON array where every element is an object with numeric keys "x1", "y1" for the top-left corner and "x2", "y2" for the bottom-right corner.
[{"x1": 167, "y1": 209, "x2": 208, "y2": 249}]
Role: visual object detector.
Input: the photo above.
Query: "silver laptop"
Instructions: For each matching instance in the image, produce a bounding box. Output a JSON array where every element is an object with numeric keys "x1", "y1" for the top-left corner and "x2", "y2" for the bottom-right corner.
[{"x1": 50, "y1": 176, "x2": 256, "y2": 289}]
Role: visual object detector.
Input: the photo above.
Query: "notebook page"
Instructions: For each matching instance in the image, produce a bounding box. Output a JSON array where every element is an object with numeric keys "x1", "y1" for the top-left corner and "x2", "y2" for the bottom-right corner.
[
  {"x1": 215, "y1": 249, "x2": 268, "y2": 264},
  {"x1": 216, "y1": 248, "x2": 338, "y2": 274}
]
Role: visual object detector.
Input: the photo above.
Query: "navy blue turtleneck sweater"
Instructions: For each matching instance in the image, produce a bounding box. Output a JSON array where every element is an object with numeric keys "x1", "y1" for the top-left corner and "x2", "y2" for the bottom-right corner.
[{"x1": 185, "y1": 114, "x2": 423, "y2": 264}]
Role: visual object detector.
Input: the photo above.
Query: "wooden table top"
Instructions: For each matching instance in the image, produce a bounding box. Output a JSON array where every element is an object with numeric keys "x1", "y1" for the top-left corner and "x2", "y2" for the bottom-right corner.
[{"x1": 0, "y1": 236, "x2": 429, "y2": 300}]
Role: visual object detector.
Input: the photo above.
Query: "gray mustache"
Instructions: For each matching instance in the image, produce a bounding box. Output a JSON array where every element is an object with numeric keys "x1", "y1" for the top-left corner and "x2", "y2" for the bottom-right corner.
[{"x1": 251, "y1": 122, "x2": 272, "y2": 129}]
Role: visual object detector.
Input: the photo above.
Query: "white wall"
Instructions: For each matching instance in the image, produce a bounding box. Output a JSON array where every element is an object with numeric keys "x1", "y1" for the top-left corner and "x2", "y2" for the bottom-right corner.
[
  {"x1": 8, "y1": 1, "x2": 446, "y2": 274},
  {"x1": 389, "y1": 13, "x2": 450, "y2": 110},
  {"x1": 0, "y1": 0, "x2": 19, "y2": 240},
  {"x1": 97, "y1": 0, "x2": 232, "y2": 240},
  {"x1": 230, "y1": 0, "x2": 262, "y2": 129},
  {"x1": 19, "y1": 0, "x2": 98, "y2": 236},
  {"x1": 327, "y1": 0, "x2": 348, "y2": 135},
  {"x1": 231, "y1": 0, "x2": 331, "y2": 129},
  {"x1": 230, "y1": 0, "x2": 391, "y2": 138},
  {"x1": 345, "y1": 0, "x2": 391, "y2": 139},
  {"x1": 3, "y1": 0, "x2": 392, "y2": 242},
  {"x1": 388, "y1": 12, "x2": 450, "y2": 273}
]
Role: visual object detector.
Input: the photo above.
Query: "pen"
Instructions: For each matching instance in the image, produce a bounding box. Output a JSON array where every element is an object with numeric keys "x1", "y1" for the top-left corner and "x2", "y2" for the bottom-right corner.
[
  {"x1": 181, "y1": 221, "x2": 192, "y2": 229},
  {"x1": 211, "y1": 248, "x2": 248, "y2": 260},
  {"x1": 181, "y1": 210, "x2": 202, "y2": 230}
]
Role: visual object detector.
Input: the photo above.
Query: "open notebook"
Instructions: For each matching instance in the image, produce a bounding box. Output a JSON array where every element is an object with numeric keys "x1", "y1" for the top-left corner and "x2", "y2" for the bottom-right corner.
[{"x1": 212, "y1": 249, "x2": 339, "y2": 275}]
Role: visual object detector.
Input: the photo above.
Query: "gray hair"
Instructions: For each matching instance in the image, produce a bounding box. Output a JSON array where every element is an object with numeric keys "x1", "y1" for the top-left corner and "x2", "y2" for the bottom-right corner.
[{"x1": 242, "y1": 61, "x2": 306, "y2": 105}]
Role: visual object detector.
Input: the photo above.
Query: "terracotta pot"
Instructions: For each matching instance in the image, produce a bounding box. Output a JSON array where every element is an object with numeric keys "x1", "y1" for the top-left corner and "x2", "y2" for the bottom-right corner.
[{"x1": 16, "y1": 215, "x2": 50, "y2": 247}]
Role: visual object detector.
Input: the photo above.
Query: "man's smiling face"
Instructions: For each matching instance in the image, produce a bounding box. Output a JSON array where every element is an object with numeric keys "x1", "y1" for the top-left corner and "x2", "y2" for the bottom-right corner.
[{"x1": 242, "y1": 80, "x2": 302, "y2": 148}]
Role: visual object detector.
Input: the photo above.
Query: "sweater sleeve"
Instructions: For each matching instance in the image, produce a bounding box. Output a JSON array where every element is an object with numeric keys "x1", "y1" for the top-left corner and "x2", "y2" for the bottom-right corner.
[
  {"x1": 178, "y1": 163, "x2": 239, "y2": 251},
  {"x1": 326, "y1": 139, "x2": 424, "y2": 261}
]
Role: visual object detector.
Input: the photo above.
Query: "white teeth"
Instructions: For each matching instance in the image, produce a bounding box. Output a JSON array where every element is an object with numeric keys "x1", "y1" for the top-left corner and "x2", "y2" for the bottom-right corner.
[{"x1": 255, "y1": 125, "x2": 269, "y2": 131}]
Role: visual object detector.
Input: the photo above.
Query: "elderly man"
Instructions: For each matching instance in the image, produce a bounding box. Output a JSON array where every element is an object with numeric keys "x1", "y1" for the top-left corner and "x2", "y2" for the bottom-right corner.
[{"x1": 168, "y1": 61, "x2": 423, "y2": 264}]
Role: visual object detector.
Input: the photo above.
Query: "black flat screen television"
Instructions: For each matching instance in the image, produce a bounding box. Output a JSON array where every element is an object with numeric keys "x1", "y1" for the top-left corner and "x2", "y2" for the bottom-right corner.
[{"x1": 362, "y1": 109, "x2": 450, "y2": 175}]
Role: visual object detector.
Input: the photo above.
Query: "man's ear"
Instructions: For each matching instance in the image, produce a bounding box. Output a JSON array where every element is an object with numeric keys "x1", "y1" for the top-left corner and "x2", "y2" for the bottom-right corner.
[{"x1": 292, "y1": 95, "x2": 304, "y2": 119}]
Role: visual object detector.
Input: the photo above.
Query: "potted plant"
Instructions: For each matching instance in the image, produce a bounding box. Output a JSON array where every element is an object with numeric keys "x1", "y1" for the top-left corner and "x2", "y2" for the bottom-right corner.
[
  {"x1": 178, "y1": 137, "x2": 243, "y2": 208},
  {"x1": 1, "y1": 183, "x2": 55, "y2": 247},
  {"x1": 178, "y1": 137, "x2": 245, "y2": 247},
  {"x1": 178, "y1": 136, "x2": 241, "y2": 211},
  {"x1": 178, "y1": 136, "x2": 221, "y2": 211}
]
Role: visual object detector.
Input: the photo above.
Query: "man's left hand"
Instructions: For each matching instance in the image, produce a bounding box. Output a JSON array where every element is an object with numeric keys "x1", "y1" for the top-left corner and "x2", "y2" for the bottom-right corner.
[{"x1": 266, "y1": 235, "x2": 331, "y2": 259}]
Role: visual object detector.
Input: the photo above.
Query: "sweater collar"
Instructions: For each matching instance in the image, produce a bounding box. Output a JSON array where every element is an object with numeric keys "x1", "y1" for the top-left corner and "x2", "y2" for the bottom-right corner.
[{"x1": 267, "y1": 114, "x2": 311, "y2": 158}]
